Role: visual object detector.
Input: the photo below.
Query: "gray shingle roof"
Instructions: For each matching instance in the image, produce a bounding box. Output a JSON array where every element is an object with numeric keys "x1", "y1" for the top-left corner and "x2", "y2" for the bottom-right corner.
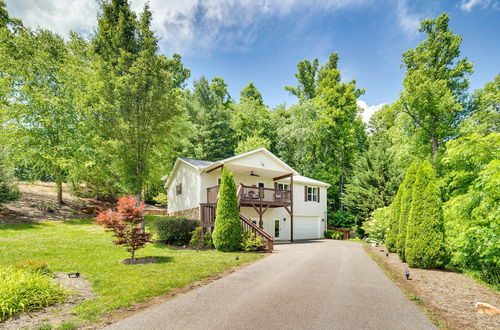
[{"x1": 179, "y1": 157, "x2": 214, "y2": 169}]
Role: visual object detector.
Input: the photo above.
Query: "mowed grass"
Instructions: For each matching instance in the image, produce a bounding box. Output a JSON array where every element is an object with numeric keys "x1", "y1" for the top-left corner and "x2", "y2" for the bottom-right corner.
[{"x1": 0, "y1": 219, "x2": 263, "y2": 323}]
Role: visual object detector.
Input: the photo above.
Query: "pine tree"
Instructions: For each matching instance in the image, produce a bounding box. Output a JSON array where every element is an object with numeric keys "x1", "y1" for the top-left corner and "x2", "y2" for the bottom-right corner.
[
  {"x1": 342, "y1": 143, "x2": 402, "y2": 224},
  {"x1": 385, "y1": 183, "x2": 403, "y2": 252},
  {"x1": 405, "y1": 161, "x2": 448, "y2": 268},
  {"x1": 396, "y1": 162, "x2": 418, "y2": 260},
  {"x1": 212, "y1": 168, "x2": 242, "y2": 252}
]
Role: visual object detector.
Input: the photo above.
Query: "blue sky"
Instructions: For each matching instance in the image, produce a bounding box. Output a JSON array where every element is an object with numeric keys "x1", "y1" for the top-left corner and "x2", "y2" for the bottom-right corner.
[{"x1": 5, "y1": 0, "x2": 500, "y2": 121}]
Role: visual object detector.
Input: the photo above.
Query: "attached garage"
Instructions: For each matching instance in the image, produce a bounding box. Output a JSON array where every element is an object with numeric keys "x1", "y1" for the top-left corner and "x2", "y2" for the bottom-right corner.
[{"x1": 293, "y1": 216, "x2": 321, "y2": 240}]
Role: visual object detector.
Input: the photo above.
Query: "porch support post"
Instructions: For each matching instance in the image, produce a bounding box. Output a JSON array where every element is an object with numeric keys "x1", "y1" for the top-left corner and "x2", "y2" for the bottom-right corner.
[{"x1": 290, "y1": 175, "x2": 294, "y2": 243}]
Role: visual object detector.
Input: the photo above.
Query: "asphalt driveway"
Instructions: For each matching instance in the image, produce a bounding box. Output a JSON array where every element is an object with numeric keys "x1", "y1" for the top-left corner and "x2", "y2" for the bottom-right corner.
[{"x1": 106, "y1": 240, "x2": 436, "y2": 330}]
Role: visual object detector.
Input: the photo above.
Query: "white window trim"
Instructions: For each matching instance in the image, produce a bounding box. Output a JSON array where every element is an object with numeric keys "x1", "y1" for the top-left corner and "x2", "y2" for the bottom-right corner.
[{"x1": 307, "y1": 187, "x2": 317, "y2": 202}]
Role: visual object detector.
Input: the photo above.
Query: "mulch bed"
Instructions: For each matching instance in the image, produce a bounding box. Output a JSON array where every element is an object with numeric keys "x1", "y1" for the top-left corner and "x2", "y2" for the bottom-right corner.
[
  {"x1": 122, "y1": 257, "x2": 157, "y2": 264},
  {"x1": 365, "y1": 243, "x2": 500, "y2": 330}
]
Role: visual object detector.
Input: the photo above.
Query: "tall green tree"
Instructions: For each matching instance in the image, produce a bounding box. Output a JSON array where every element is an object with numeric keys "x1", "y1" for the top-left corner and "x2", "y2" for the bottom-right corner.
[
  {"x1": 285, "y1": 58, "x2": 319, "y2": 102},
  {"x1": 342, "y1": 143, "x2": 402, "y2": 226},
  {"x1": 1, "y1": 25, "x2": 86, "y2": 204},
  {"x1": 187, "y1": 76, "x2": 236, "y2": 160},
  {"x1": 240, "y1": 82, "x2": 263, "y2": 106},
  {"x1": 92, "y1": 0, "x2": 188, "y2": 201},
  {"x1": 399, "y1": 13, "x2": 473, "y2": 158},
  {"x1": 396, "y1": 162, "x2": 418, "y2": 260},
  {"x1": 212, "y1": 168, "x2": 242, "y2": 252},
  {"x1": 405, "y1": 161, "x2": 448, "y2": 268}
]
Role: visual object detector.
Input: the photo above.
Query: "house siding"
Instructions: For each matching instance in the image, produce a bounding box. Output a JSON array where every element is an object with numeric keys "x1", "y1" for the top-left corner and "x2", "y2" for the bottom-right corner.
[{"x1": 167, "y1": 162, "x2": 201, "y2": 213}]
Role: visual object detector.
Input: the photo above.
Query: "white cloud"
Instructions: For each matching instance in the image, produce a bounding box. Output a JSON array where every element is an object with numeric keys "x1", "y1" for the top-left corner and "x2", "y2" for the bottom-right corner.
[
  {"x1": 459, "y1": 0, "x2": 499, "y2": 11},
  {"x1": 5, "y1": 0, "x2": 368, "y2": 53},
  {"x1": 394, "y1": 0, "x2": 421, "y2": 38},
  {"x1": 5, "y1": 0, "x2": 99, "y2": 37},
  {"x1": 357, "y1": 100, "x2": 385, "y2": 123}
]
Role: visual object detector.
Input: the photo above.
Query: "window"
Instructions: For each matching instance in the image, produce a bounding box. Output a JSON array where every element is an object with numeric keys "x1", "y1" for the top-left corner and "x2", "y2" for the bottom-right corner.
[
  {"x1": 277, "y1": 183, "x2": 290, "y2": 190},
  {"x1": 258, "y1": 182, "x2": 265, "y2": 188},
  {"x1": 307, "y1": 187, "x2": 317, "y2": 202},
  {"x1": 176, "y1": 183, "x2": 182, "y2": 196},
  {"x1": 217, "y1": 178, "x2": 221, "y2": 185}
]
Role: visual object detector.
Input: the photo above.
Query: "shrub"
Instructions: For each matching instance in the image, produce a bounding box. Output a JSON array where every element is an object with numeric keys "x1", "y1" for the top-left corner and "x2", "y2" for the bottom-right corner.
[
  {"x1": 328, "y1": 210, "x2": 356, "y2": 228},
  {"x1": 95, "y1": 196, "x2": 153, "y2": 260},
  {"x1": 324, "y1": 230, "x2": 343, "y2": 240},
  {"x1": 362, "y1": 206, "x2": 391, "y2": 243},
  {"x1": 405, "y1": 161, "x2": 448, "y2": 268},
  {"x1": 385, "y1": 184, "x2": 403, "y2": 252},
  {"x1": 241, "y1": 231, "x2": 264, "y2": 251},
  {"x1": 204, "y1": 229, "x2": 214, "y2": 248},
  {"x1": 0, "y1": 266, "x2": 65, "y2": 321},
  {"x1": 212, "y1": 168, "x2": 242, "y2": 252},
  {"x1": 153, "y1": 193, "x2": 168, "y2": 207},
  {"x1": 189, "y1": 226, "x2": 205, "y2": 250},
  {"x1": 396, "y1": 162, "x2": 418, "y2": 260},
  {"x1": 155, "y1": 216, "x2": 199, "y2": 246}
]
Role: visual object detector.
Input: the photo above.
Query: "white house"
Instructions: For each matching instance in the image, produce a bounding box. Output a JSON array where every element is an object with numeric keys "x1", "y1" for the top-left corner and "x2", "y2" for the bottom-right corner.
[{"x1": 164, "y1": 148, "x2": 329, "y2": 244}]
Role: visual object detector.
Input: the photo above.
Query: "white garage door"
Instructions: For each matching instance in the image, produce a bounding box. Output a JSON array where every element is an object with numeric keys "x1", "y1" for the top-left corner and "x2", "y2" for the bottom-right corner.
[{"x1": 293, "y1": 216, "x2": 320, "y2": 240}]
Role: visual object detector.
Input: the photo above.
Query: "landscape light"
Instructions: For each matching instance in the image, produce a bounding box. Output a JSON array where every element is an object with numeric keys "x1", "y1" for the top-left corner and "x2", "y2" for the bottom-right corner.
[
  {"x1": 385, "y1": 252, "x2": 389, "y2": 257},
  {"x1": 235, "y1": 256, "x2": 239, "y2": 260},
  {"x1": 404, "y1": 270, "x2": 411, "y2": 280}
]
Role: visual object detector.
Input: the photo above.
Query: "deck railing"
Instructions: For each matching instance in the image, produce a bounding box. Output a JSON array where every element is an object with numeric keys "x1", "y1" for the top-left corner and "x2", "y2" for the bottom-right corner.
[{"x1": 206, "y1": 184, "x2": 291, "y2": 205}]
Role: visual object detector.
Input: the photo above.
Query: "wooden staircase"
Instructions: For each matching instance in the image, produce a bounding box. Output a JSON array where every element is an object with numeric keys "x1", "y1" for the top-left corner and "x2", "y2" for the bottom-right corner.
[{"x1": 199, "y1": 186, "x2": 274, "y2": 252}]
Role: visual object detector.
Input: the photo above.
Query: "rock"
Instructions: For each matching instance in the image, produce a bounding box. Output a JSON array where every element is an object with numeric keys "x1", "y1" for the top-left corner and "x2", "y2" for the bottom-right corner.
[{"x1": 475, "y1": 302, "x2": 500, "y2": 316}]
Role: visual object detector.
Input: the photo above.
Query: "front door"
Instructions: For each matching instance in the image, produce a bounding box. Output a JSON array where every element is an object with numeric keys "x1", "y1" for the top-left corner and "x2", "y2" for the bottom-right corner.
[{"x1": 274, "y1": 219, "x2": 280, "y2": 239}]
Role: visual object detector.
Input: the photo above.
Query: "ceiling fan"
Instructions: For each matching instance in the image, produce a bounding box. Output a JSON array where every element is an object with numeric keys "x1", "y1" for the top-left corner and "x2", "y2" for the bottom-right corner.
[{"x1": 250, "y1": 171, "x2": 260, "y2": 177}]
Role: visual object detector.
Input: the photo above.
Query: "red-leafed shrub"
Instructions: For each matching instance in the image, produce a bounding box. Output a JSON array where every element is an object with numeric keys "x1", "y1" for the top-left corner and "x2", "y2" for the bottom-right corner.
[{"x1": 95, "y1": 196, "x2": 152, "y2": 261}]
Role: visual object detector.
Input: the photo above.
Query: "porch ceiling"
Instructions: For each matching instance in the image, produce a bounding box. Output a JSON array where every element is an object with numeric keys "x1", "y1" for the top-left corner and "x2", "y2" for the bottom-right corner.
[{"x1": 224, "y1": 164, "x2": 291, "y2": 179}]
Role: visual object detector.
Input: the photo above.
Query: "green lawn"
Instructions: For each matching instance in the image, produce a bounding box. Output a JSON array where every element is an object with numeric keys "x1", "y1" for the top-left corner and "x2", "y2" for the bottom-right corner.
[{"x1": 0, "y1": 219, "x2": 263, "y2": 323}]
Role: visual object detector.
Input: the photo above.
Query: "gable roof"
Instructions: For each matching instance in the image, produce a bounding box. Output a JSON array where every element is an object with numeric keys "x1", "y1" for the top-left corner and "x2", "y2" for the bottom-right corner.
[
  {"x1": 202, "y1": 148, "x2": 299, "y2": 175},
  {"x1": 163, "y1": 148, "x2": 330, "y2": 189},
  {"x1": 179, "y1": 157, "x2": 214, "y2": 169}
]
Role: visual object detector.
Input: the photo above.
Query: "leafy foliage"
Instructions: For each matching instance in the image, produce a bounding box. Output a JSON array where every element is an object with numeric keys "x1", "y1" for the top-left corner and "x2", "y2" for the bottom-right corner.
[
  {"x1": 323, "y1": 230, "x2": 343, "y2": 240},
  {"x1": 0, "y1": 152, "x2": 20, "y2": 206},
  {"x1": 212, "y1": 168, "x2": 242, "y2": 252},
  {"x1": 328, "y1": 210, "x2": 356, "y2": 228},
  {"x1": 0, "y1": 266, "x2": 65, "y2": 321},
  {"x1": 385, "y1": 185, "x2": 403, "y2": 252},
  {"x1": 362, "y1": 207, "x2": 391, "y2": 243},
  {"x1": 95, "y1": 196, "x2": 152, "y2": 260},
  {"x1": 396, "y1": 162, "x2": 418, "y2": 260},
  {"x1": 235, "y1": 136, "x2": 271, "y2": 154},
  {"x1": 241, "y1": 231, "x2": 264, "y2": 251},
  {"x1": 155, "y1": 216, "x2": 199, "y2": 246},
  {"x1": 405, "y1": 161, "x2": 448, "y2": 268}
]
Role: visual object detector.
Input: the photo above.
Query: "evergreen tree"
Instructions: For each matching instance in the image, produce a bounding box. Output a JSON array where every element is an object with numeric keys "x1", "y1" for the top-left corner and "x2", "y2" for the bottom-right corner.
[
  {"x1": 385, "y1": 184, "x2": 403, "y2": 252},
  {"x1": 396, "y1": 162, "x2": 418, "y2": 260},
  {"x1": 212, "y1": 168, "x2": 242, "y2": 252},
  {"x1": 405, "y1": 161, "x2": 448, "y2": 268},
  {"x1": 342, "y1": 143, "x2": 402, "y2": 225}
]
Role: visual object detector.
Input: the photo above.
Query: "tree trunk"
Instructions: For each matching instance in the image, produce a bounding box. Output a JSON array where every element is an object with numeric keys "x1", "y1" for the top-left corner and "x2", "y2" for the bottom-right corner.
[
  {"x1": 131, "y1": 249, "x2": 135, "y2": 261},
  {"x1": 55, "y1": 165, "x2": 63, "y2": 205},
  {"x1": 135, "y1": 192, "x2": 145, "y2": 232},
  {"x1": 432, "y1": 137, "x2": 439, "y2": 157}
]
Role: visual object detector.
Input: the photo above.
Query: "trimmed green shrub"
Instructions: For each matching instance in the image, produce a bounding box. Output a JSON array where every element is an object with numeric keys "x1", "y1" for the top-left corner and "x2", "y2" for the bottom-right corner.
[
  {"x1": 385, "y1": 184, "x2": 403, "y2": 251},
  {"x1": 155, "y1": 216, "x2": 199, "y2": 246},
  {"x1": 0, "y1": 266, "x2": 65, "y2": 321},
  {"x1": 212, "y1": 168, "x2": 242, "y2": 252},
  {"x1": 328, "y1": 210, "x2": 356, "y2": 228},
  {"x1": 396, "y1": 162, "x2": 418, "y2": 260},
  {"x1": 241, "y1": 231, "x2": 264, "y2": 251},
  {"x1": 153, "y1": 193, "x2": 168, "y2": 207},
  {"x1": 405, "y1": 161, "x2": 448, "y2": 268},
  {"x1": 189, "y1": 226, "x2": 214, "y2": 250},
  {"x1": 324, "y1": 230, "x2": 343, "y2": 240},
  {"x1": 362, "y1": 206, "x2": 391, "y2": 243}
]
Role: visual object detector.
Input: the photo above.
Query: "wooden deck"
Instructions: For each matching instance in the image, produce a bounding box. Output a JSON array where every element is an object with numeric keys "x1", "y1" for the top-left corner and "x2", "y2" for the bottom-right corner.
[{"x1": 200, "y1": 173, "x2": 295, "y2": 248}]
